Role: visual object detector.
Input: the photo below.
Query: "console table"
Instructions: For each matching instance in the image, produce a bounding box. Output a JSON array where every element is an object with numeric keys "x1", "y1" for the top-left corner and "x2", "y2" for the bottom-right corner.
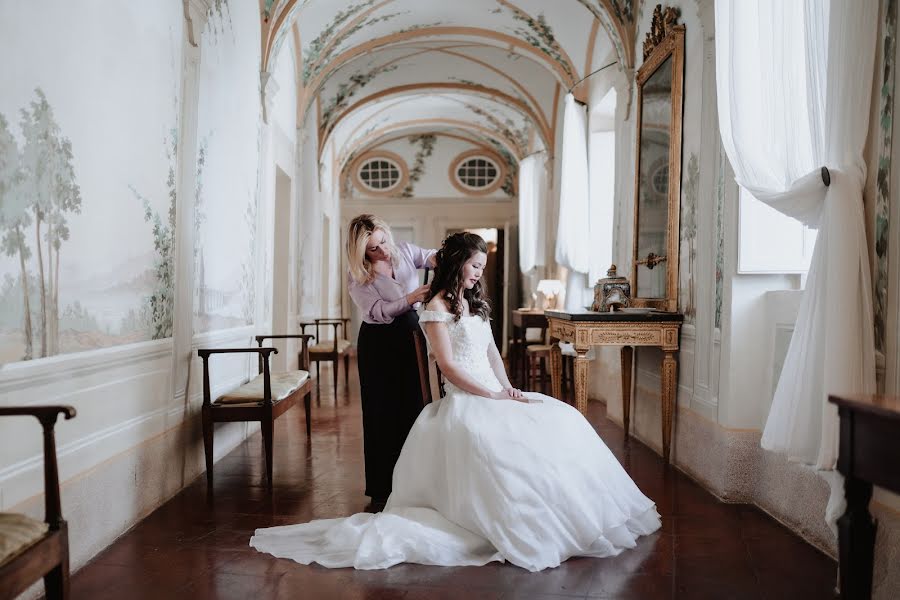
[
  {"x1": 546, "y1": 310, "x2": 683, "y2": 462},
  {"x1": 828, "y1": 393, "x2": 900, "y2": 600}
]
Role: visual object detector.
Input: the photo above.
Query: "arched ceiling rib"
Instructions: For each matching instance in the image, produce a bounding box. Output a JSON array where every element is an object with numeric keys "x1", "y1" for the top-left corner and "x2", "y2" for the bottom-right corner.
[
  {"x1": 332, "y1": 93, "x2": 533, "y2": 168},
  {"x1": 259, "y1": 0, "x2": 636, "y2": 170},
  {"x1": 322, "y1": 83, "x2": 552, "y2": 156}
]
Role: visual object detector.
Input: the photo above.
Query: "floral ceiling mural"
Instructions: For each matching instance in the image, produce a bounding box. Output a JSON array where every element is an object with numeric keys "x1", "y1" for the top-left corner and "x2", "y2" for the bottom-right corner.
[{"x1": 261, "y1": 0, "x2": 631, "y2": 179}]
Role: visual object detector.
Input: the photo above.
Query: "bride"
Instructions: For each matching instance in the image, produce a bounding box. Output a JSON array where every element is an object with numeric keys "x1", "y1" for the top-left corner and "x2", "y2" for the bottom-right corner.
[{"x1": 250, "y1": 232, "x2": 661, "y2": 572}]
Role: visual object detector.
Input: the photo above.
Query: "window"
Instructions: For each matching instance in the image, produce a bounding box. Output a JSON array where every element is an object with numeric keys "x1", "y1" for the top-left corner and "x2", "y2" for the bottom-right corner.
[
  {"x1": 357, "y1": 157, "x2": 402, "y2": 192},
  {"x1": 587, "y1": 86, "x2": 617, "y2": 283},
  {"x1": 350, "y1": 151, "x2": 408, "y2": 195},
  {"x1": 738, "y1": 187, "x2": 817, "y2": 273},
  {"x1": 449, "y1": 151, "x2": 505, "y2": 195},
  {"x1": 651, "y1": 162, "x2": 668, "y2": 196},
  {"x1": 456, "y1": 157, "x2": 499, "y2": 189}
]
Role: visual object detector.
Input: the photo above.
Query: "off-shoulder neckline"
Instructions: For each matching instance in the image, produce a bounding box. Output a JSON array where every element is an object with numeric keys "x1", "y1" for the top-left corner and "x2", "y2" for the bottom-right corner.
[{"x1": 419, "y1": 309, "x2": 479, "y2": 319}]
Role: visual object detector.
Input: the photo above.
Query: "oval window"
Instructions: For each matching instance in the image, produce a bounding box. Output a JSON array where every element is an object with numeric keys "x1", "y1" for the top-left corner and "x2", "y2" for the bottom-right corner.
[
  {"x1": 357, "y1": 157, "x2": 402, "y2": 192},
  {"x1": 454, "y1": 156, "x2": 500, "y2": 191}
]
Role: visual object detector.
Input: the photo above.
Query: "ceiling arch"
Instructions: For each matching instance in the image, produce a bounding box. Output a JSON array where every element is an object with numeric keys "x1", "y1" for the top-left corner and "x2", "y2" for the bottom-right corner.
[
  {"x1": 258, "y1": 0, "x2": 636, "y2": 173},
  {"x1": 340, "y1": 119, "x2": 523, "y2": 171},
  {"x1": 261, "y1": 0, "x2": 636, "y2": 83},
  {"x1": 321, "y1": 82, "x2": 552, "y2": 156},
  {"x1": 330, "y1": 91, "x2": 538, "y2": 165},
  {"x1": 339, "y1": 123, "x2": 521, "y2": 198}
]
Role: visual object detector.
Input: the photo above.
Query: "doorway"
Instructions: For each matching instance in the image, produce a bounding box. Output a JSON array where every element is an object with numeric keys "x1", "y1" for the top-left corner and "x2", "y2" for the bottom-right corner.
[{"x1": 272, "y1": 167, "x2": 292, "y2": 371}]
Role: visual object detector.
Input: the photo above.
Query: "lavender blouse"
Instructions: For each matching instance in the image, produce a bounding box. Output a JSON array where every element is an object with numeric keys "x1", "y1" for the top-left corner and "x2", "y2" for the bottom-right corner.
[{"x1": 349, "y1": 242, "x2": 437, "y2": 324}]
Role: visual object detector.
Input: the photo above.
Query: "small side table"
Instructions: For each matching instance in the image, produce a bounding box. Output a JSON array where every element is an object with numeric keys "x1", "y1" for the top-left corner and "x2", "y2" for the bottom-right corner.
[
  {"x1": 546, "y1": 310, "x2": 683, "y2": 462},
  {"x1": 828, "y1": 393, "x2": 900, "y2": 600}
]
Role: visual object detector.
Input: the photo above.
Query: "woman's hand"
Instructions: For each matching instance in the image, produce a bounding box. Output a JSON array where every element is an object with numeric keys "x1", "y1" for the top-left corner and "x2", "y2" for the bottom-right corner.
[
  {"x1": 504, "y1": 387, "x2": 525, "y2": 400},
  {"x1": 406, "y1": 284, "x2": 431, "y2": 306},
  {"x1": 490, "y1": 388, "x2": 526, "y2": 402}
]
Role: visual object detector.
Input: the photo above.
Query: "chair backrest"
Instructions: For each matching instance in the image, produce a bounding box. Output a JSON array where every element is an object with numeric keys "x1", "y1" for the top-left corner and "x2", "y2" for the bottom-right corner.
[
  {"x1": 412, "y1": 328, "x2": 445, "y2": 404},
  {"x1": 525, "y1": 324, "x2": 550, "y2": 345},
  {"x1": 256, "y1": 334, "x2": 314, "y2": 370},
  {"x1": 300, "y1": 317, "x2": 350, "y2": 352}
]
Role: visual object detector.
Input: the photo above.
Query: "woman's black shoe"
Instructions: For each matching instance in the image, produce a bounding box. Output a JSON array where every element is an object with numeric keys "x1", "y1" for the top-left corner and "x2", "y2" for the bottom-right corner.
[{"x1": 367, "y1": 497, "x2": 388, "y2": 513}]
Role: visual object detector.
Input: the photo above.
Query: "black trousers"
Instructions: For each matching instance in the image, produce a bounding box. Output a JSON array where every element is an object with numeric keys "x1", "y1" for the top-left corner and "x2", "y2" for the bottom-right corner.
[{"x1": 357, "y1": 311, "x2": 425, "y2": 499}]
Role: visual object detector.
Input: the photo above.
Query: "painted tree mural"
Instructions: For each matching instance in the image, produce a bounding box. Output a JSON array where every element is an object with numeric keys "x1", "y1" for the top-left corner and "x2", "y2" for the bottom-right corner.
[
  {"x1": 0, "y1": 113, "x2": 34, "y2": 359},
  {"x1": 680, "y1": 153, "x2": 698, "y2": 322},
  {"x1": 0, "y1": 89, "x2": 83, "y2": 359},
  {"x1": 130, "y1": 130, "x2": 177, "y2": 340}
]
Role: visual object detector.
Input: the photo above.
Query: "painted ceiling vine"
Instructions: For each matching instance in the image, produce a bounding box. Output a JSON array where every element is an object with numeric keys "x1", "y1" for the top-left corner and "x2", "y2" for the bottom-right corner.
[{"x1": 401, "y1": 133, "x2": 436, "y2": 197}]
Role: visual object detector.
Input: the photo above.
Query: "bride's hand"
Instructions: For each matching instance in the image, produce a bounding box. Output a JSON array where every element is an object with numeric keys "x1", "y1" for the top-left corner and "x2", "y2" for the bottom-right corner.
[
  {"x1": 489, "y1": 389, "x2": 526, "y2": 402},
  {"x1": 492, "y1": 388, "x2": 526, "y2": 402},
  {"x1": 504, "y1": 387, "x2": 525, "y2": 400}
]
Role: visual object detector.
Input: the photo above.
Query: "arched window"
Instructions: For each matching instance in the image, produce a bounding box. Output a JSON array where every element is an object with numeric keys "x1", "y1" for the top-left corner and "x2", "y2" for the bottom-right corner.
[
  {"x1": 450, "y1": 151, "x2": 505, "y2": 195},
  {"x1": 356, "y1": 157, "x2": 403, "y2": 192}
]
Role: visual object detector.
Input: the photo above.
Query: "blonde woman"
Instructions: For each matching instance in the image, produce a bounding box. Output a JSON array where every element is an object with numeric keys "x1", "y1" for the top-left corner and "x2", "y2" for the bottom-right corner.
[{"x1": 346, "y1": 214, "x2": 435, "y2": 510}]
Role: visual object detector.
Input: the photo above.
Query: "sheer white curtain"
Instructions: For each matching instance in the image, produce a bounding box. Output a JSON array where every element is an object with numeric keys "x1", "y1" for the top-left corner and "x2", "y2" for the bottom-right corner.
[
  {"x1": 588, "y1": 87, "x2": 617, "y2": 284},
  {"x1": 555, "y1": 93, "x2": 590, "y2": 274},
  {"x1": 716, "y1": 0, "x2": 877, "y2": 473},
  {"x1": 518, "y1": 151, "x2": 547, "y2": 273}
]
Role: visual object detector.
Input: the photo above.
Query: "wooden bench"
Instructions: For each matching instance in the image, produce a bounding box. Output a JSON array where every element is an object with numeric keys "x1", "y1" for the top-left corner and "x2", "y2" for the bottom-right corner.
[
  {"x1": 0, "y1": 405, "x2": 76, "y2": 600},
  {"x1": 199, "y1": 334, "x2": 313, "y2": 490},
  {"x1": 299, "y1": 318, "x2": 352, "y2": 399}
]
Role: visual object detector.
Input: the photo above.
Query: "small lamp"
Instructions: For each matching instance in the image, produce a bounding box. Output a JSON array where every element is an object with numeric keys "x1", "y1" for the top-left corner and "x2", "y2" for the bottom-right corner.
[{"x1": 536, "y1": 279, "x2": 563, "y2": 310}]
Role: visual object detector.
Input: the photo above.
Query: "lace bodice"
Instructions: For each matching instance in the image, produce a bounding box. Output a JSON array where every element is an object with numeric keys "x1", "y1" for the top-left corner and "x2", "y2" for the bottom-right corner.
[{"x1": 418, "y1": 309, "x2": 502, "y2": 393}]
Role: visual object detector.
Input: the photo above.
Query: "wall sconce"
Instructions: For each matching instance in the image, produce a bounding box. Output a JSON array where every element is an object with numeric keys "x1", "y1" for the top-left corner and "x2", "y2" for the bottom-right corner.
[{"x1": 536, "y1": 279, "x2": 563, "y2": 310}]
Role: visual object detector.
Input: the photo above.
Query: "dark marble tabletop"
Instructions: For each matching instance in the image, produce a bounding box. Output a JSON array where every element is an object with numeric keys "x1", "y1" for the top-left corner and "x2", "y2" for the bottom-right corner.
[{"x1": 545, "y1": 309, "x2": 685, "y2": 323}]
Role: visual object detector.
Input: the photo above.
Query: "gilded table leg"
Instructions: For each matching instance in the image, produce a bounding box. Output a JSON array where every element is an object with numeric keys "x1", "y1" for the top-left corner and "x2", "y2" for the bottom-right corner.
[
  {"x1": 661, "y1": 351, "x2": 677, "y2": 462},
  {"x1": 574, "y1": 349, "x2": 590, "y2": 416},
  {"x1": 621, "y1": 346, "x2": 633, "y2": 437},
  {"x1": 550, "y1": 337, "x2": 563, "y2": 400}
]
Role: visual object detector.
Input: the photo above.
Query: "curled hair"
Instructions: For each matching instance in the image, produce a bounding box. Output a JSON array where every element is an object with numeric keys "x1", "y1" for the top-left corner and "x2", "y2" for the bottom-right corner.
[
  {"x1": 427, "y1": 232, "x2": 491, "y2": 321},
  {"x1": 346, "y1": 214, "x2": 395, "y2": 284}
]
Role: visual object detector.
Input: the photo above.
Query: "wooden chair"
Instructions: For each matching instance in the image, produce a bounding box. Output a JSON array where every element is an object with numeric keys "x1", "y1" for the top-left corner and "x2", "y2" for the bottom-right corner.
[
  {"x1": 526, "y1": 344, "x2": 552, "y2": 394},
  {"x1": 0, "y1": 405, "x2": 76, "y2": 600},
  {"x1": 412, "y1": 328, "x2": 445, "y2": 404},
  {"x1": 299, "y1": 318, "x2": 352, "y2": 399},
  {"x1": 199, "y1": 334, "x2": 313, "y2": 490},
  {"x1": 509, "y1": 313, "x2": 550, "y2": 388},
  {"x1": 526, "y1": 344, "x2": 575, "y2": 401},
  {"x1": 559, "y1": 350, "x2": 576, "y2": 404}
]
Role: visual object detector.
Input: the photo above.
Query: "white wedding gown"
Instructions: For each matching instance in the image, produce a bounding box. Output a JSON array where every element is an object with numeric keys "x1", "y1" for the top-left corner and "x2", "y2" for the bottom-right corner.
[{"x1": 250, "y1": 310, "x2": 661, "y2": 572}]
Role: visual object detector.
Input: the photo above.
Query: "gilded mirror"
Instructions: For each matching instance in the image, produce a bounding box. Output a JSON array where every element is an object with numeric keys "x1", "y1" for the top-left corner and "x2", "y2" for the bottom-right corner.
[{"x1": 631, "y1": 5, "x2": 685, "y2": 312}]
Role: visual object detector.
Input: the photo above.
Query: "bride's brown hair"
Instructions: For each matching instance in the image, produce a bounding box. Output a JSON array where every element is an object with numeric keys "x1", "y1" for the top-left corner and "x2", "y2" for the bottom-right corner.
[{"x1": 427, "y1": 232, "x2": 491, "y2": 322}]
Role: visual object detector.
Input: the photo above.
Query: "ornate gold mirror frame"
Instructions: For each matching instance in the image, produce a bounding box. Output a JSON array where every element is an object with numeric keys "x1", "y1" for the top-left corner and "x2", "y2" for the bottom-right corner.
[{"x1": 631, "y1": 5, "x2": 685, "y2": 312}]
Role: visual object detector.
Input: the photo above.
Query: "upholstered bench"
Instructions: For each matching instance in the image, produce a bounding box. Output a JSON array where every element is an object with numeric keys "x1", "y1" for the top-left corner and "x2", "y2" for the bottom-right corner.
[
  {"x1": 199, "y1": 334, "x2": 313, "y2": 490},
  {"x1": 0, "y1": 514, "x2": 49, "y2": 564},
  {"x1": 0, "y1": 405, "x2": 75, "y2": 600}
]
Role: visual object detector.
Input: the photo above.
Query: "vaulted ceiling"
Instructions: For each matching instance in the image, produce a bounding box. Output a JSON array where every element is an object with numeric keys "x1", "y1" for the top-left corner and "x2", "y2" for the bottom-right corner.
[{"x1": 258, "y1": 0, "x2": 636, "y2": 176}]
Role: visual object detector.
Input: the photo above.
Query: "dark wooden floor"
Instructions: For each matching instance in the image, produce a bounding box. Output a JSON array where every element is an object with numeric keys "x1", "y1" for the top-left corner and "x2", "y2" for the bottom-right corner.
[{"x1": 71, "y1": 361, "x2": 837, "y2": 599}]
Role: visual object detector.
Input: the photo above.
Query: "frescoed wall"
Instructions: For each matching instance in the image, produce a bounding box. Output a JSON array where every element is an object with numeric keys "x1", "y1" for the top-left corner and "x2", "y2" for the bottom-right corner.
[
  {"x1": 193, "y1": 0, "x2": 262, "y2": 333},
  {"x1": 0, "y1": 2, "x2": 184, "y2": 364}
]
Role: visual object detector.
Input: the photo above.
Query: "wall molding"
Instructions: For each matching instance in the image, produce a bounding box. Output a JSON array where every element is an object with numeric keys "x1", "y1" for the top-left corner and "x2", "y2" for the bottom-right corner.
[
  {"x1": 0, "y1": 339, "x2": 173, "y2": 396},
  {"x1": 1, "y1": 365, "x2": 248, "y2": 511},
  {"x1": 2, "y1": 326, "x2": 255, "y2": 510},
  {"x1": 191, "y1": 325, "x2": 256, "y2": 348}
]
